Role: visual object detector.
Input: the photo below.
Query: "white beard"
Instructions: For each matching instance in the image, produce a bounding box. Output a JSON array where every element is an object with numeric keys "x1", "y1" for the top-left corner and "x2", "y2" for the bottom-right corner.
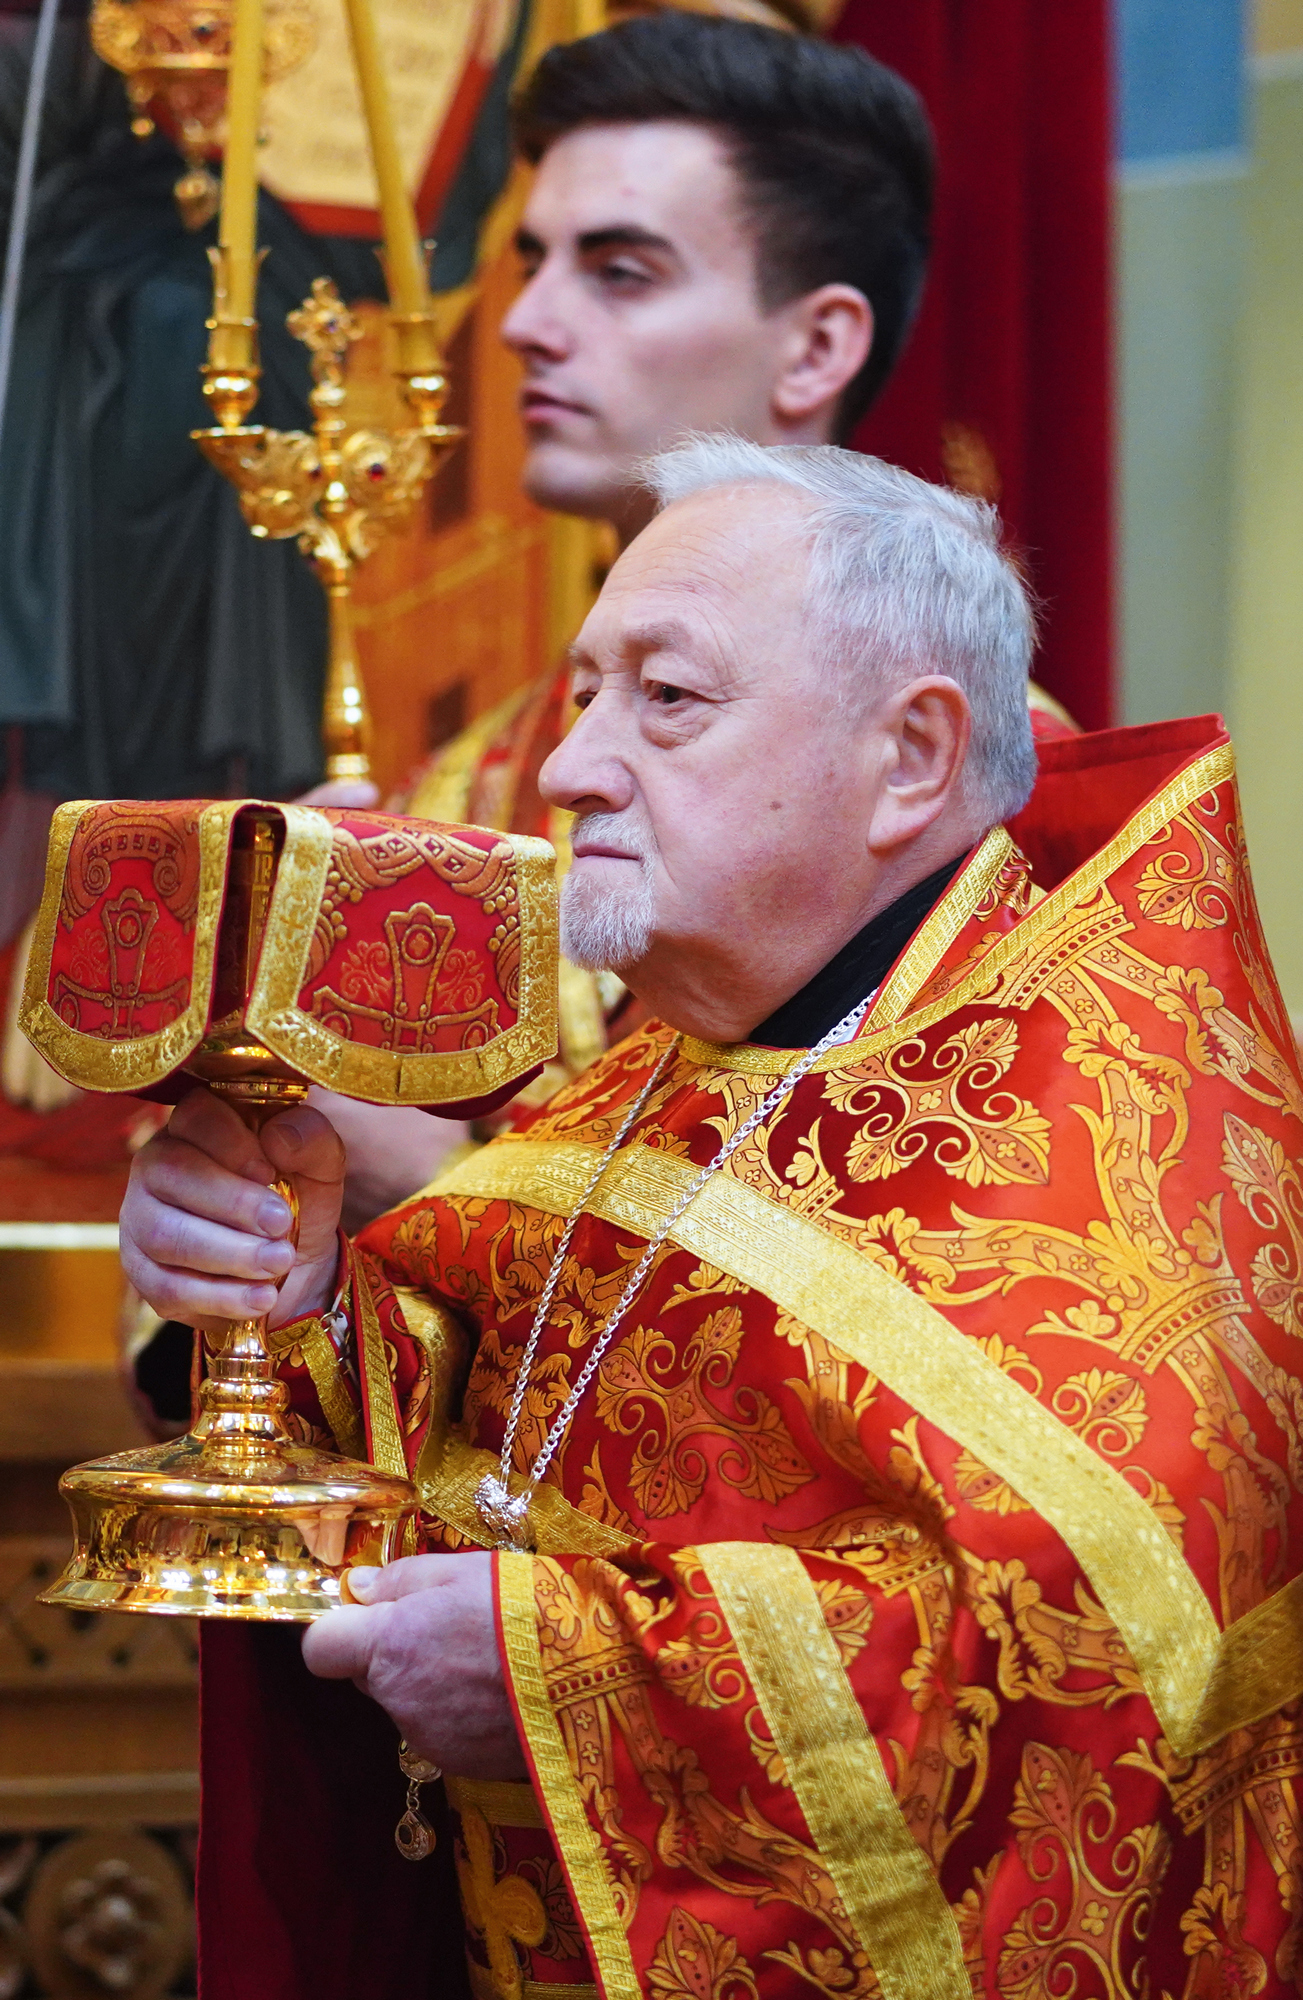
[{"x1": 559, "y1": 822, "x2": 657, "y2": 972}]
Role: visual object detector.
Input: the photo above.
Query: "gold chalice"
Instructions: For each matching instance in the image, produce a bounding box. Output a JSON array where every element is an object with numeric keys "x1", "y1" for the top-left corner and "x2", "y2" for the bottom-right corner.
[{"x1": 18, "y1": 797, "x2": 557, "y2": 1619}]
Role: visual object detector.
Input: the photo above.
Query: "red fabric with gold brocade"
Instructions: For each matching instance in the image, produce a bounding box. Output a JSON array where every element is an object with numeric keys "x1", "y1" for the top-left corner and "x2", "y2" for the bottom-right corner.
[
  {"x1": 44, "y1": 801, "x2": 206, "y2": 1043},
  {"x1": 19, "y1": 799, "x2": 557, "y2": 1112},
  {"x1": 202, "y1": 716, "x2": 1303, "y2": 2000}
]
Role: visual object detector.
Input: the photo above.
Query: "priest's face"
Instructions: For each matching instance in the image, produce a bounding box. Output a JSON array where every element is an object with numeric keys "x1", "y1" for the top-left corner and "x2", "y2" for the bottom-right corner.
[
  {"x1": 500, "y1": 123, "x2": 862, "y2": 537},
  {"x1": 540, "y1": 482, "x2": 949, "y2": 1040}
]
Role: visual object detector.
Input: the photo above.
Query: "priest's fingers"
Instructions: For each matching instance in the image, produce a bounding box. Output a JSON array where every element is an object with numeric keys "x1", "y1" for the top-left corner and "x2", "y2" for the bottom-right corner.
[
  {"x1": 131, "y1": 1134, "x2": 296, "y2": 1240},
  {"x1": 294, "y1": 779, "x2": 380, "y2": 809},
  {"x1": 300, "y1": 1604, "x2": 375, "y2": 1682},
  {"x1": 258, "y1": 1106, "x2": 347, "y2": 1274},
  {"x1": 124, "y1": 1190, "x2": 295, "y2": 1286},
  {"x1": 343, "y1": 1556, "x2": 455, "y2": 1604},
  {"x1": 167, "y1": 1088, "x2": 281, "y2": 1182},
  {"x1": 118, "y1": 1245, "x2": 281, "y2": 1331}
]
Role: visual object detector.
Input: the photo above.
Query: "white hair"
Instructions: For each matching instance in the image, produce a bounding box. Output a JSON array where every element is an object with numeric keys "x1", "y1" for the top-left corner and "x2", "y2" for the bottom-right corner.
[{"x1": 642, "y1": 436, "x2": 1038, "y2": 823}]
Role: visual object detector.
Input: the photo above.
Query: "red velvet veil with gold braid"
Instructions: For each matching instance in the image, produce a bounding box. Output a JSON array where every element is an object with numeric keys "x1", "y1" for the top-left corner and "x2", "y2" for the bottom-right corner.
[{"x1": 19, "y1": 798, "x2": 559, "y2": 1117}]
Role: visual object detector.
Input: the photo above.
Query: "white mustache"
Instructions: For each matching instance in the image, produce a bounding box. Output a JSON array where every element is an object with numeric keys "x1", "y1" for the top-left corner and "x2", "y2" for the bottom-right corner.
[
  {"x1": 569, "y1": 810, "x2": 656, "y2": 869},
  {"x1": 560, "y1": 812, "x2": 658, "y2": 972}
]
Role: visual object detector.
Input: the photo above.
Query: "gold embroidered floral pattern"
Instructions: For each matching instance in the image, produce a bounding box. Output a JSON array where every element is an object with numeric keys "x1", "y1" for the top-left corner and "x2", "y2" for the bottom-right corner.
[
  {"x1": 647, "y1": 1911, "x2": 758, "y2": 2000},
  {"x1": 999, "y1": 1745, "x2": 1170, "y2": 2000},
  {"x1": 594, "y1": 1309, "x2": 812, "y2": 1519}
]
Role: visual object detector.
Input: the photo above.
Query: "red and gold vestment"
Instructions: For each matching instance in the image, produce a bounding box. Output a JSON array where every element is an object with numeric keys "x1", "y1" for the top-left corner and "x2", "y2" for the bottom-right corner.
[{"x1": 206, "y1": 714, "x2": 1303, "y2": 2000}]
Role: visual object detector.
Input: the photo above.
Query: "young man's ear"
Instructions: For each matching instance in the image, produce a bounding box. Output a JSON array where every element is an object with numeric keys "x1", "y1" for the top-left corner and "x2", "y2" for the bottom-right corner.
[{"x1": 772, "y1": 285, "x2": 873, "y2": 428}]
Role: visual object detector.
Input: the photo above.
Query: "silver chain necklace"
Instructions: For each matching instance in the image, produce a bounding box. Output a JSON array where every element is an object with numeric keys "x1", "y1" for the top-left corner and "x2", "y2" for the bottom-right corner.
[{"x1": 474, "y1": 993, "x2": 871, "y2": 1550}]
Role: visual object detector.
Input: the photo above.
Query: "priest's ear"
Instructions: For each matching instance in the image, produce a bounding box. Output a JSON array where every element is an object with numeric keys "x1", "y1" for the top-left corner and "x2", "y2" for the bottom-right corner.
[
  {"x1": 865, "y1": 676, "x2": 974, "y2": 858},
  {"x1": 770, "y1": 285, "x2": 873, "y2": 434}
]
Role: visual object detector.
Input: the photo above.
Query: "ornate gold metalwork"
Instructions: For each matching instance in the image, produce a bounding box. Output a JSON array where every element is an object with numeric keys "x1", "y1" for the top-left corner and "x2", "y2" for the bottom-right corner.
[
  {"x1": 38, "y1": 812, "x2": 418, "y2": 1622},
  {"x1": 90, "y1": 0, "x2": 316, "y2": 228},
  {"x1": 194, "y1": 275, "x2": 462, "y2": 781}
]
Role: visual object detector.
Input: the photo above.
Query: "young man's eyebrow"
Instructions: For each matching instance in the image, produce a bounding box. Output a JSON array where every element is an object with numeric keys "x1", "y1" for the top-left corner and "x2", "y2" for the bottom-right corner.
[{"x1": 575, "y1": 226, "x2": 676, "y2": 258}]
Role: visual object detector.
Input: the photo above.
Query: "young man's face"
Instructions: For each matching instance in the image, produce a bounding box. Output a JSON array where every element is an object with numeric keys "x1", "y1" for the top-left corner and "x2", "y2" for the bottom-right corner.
[{"x1": 501, "y1": 121, "x2": 828, "y2": 533}]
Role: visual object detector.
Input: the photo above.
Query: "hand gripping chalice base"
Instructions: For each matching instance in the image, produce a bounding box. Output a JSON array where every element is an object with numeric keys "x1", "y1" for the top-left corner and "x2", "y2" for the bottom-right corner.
[{"x1": 18, "y1": 798, "x2": 558, "y2": 1620}]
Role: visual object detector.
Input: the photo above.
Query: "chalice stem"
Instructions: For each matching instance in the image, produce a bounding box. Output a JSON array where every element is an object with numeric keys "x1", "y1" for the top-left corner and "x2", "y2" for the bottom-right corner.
[
  {"x1": 190, "y1": 1103, "x2": 301, "y2": 1455},
  {"x1": 322, "y1": 568, "x2": 371, "y2": 782}
]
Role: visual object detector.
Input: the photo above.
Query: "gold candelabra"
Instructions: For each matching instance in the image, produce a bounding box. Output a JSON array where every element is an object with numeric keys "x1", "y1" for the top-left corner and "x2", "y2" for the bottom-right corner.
[{"x1": 193, "y1": 262, "x2": 461, "y2": 781}]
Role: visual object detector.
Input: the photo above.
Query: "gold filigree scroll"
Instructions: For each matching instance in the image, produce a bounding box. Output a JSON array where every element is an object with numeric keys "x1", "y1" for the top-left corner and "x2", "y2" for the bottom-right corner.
[
  {"x1": 593, "y1": 1308, "x2": 812, "y2": 1521},
  {"x1": 1222, "y1": 1115, "x2": 1303, "y2": 1344},
  {"x1": 648, "y1": 1911, "x2": 758, "y2": 2000},
  {"x1": 998, "y1": 1744, "x2": 1170, "y2": 1999},
  {"x1": 306, "y1": 821, "x2": 524, "y2": 1001},
  {"x1": 1134, "y1": 786, "x2": 1293, "y2": 1045}
]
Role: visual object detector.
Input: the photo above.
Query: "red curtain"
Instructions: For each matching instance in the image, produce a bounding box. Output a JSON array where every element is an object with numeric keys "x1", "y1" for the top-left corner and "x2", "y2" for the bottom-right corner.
[{"x1": 834, "y1": 0, "x2": 1115, "y2": 730}]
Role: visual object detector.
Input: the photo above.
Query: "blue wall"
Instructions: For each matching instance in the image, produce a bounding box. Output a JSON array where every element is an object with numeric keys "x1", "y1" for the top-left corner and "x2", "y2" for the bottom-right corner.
[{"x1": 1116, "y1": 0, "x2": 1246, "y2": 162}]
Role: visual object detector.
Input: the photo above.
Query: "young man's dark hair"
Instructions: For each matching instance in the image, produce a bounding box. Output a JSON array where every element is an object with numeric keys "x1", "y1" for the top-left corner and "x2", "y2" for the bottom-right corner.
[{"x1": 512, "y1": 11, "x2": 934, "y2": 437}]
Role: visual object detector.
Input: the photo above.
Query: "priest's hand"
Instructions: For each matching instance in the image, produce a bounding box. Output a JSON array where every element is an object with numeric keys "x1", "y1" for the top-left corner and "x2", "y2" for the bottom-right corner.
[
  {"x1": 118, "y1": 1087, "x2": 344, "y2": 1332},
  {"x1": 293, "y1": 778, "x2": 380, "y2": 809},
  {"x1": 302, "y1": 1554, "x2": 528, "y2": 1782}
]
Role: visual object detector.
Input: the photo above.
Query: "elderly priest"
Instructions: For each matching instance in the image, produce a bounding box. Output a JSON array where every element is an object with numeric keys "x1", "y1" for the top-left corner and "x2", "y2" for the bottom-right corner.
[{"x1": 121, "y1": 440, "x2": 1303, "y2": 1997}]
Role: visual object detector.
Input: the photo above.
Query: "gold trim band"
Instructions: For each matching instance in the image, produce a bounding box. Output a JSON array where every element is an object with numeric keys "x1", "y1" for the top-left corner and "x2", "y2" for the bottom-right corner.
[
  {"x1": 498, "y1": 1553, "x2": 640, "y2": 2000},
  {"x1": 702, "y1": 1542, "x2": 969, "y2": 2000},
  {"x1": 861, "y1": 824, "x2": 1014, "y2": 1031},
  {"x1": 354, "y1": 1255, "x2": 408, "y2": 1479},
  {"x1": 267, "y1": 1309, "x2": 367, "y2": 1459}
]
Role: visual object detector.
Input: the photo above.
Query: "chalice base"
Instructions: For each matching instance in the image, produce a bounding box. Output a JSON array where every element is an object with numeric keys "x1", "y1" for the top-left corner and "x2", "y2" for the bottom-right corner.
[{"x1": 39, "y1": 1433, "x2": 418, "y2": 1621}]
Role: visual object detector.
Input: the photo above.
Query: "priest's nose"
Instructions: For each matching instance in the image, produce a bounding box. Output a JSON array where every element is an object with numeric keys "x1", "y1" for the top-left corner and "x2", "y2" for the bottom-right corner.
[{"x1": 539, "y1": 694, "x2": 636, "y2": 817}]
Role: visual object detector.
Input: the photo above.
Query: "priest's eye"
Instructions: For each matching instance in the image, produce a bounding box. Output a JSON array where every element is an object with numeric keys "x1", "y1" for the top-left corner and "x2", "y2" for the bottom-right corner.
[{"x1": 650, "y1": 682, "x2": 686, "y2": 705}]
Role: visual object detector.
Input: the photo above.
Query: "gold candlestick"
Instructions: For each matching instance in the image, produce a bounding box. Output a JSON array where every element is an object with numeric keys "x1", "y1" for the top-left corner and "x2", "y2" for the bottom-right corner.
[
  {"x1": 193, "y1": 0, "x2": 461, "y2": 780},
  {"x1": 219, "y1": 0, "x2": 264, "y2": 318},
  {"x1": 195, "y1": 277, "x2": 461, "y2": 779}
]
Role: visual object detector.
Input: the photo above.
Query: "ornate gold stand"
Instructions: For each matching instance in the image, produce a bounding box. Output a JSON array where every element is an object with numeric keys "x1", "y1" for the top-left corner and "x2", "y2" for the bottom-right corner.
[
  {"x1": 38, "y1": 812, "x2": 418, "y2": 1620},
  {"x1": 194, "y1": 258, "x2": 461, "y2": 780}
]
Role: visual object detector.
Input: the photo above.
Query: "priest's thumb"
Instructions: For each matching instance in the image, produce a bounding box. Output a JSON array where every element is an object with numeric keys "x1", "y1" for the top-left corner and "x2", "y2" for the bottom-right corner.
[{"x1": 301, "y1": 1603, "x2": 376, "y2": 1682}]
